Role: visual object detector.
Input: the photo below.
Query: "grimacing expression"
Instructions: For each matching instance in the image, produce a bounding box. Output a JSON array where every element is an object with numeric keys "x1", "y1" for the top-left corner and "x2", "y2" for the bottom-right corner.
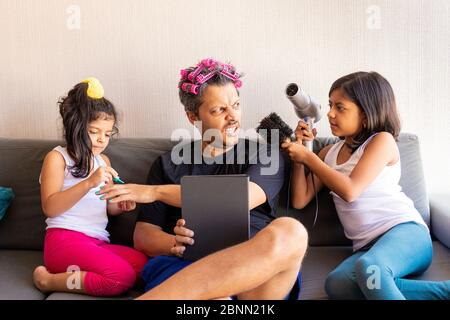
[{"x1": 188, "y1": 83, "x2": 241, "y2": 148}]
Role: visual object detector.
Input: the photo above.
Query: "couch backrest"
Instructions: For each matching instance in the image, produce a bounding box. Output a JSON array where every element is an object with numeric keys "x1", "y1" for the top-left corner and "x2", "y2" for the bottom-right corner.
[
  {"x1": 0, "y1": 138, "x2": 176, "y2": 250},
  {"x1": 0, "y1": 133, "x2": 429, "y2": 250}
]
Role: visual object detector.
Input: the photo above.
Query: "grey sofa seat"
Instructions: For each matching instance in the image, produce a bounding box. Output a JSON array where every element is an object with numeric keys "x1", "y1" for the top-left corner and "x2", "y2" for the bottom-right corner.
[
  {"x1": 0, "y1": 134, "x2": 449, "y2": 300},
  {"x1": 0, "y1": 250, "x2": 45, "y2": 300},
  {"x1": 45, "y1": 290, "x2": 141, "y2": 300},
  {"x1": 299, "y1": 242, "x2": 450, "y2": 300}
]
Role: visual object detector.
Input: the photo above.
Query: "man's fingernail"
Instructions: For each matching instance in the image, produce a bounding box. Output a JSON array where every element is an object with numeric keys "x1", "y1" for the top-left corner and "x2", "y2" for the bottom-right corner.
[{"x1": 100, "y1": 196, "x2": 105, "y2": 200}]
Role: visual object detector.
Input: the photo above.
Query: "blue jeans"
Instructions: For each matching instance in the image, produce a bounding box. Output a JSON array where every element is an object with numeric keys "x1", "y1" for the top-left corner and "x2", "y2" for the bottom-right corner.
[{"x1": 325, "y1": 222, "x2": 450, "y2": 300}]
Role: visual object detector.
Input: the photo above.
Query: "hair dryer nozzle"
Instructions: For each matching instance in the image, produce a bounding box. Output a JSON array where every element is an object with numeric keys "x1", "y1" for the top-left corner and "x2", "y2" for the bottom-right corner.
[{"x1": 285, "y1": 83, "x2": 322, "y2": 123}]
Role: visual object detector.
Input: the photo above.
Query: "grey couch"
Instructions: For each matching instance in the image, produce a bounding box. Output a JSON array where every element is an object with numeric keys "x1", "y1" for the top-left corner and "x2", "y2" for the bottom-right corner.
[{"x1": 0, "y1": 134, "x2": 449, "y2": 300}]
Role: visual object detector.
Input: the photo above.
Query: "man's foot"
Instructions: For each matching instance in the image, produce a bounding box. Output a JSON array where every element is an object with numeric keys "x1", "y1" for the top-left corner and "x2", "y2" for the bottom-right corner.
[{"x1": 33, "y1": 266, "x2": 52, "y2": 293}]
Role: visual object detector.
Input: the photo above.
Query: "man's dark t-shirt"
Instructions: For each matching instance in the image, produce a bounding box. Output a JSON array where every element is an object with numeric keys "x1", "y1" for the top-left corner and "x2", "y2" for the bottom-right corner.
[{"x1": 137, "y1": 139, "x2": 286, "y2": 237}]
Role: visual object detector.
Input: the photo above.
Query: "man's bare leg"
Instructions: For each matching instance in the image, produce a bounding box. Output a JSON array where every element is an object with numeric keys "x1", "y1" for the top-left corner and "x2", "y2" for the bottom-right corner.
[
  {"x1": 237, "y1": 254, "x2": 302, "y2": 300},
  {"x1": 136, "y1": 217, "x2": 308, "y2": 300}
]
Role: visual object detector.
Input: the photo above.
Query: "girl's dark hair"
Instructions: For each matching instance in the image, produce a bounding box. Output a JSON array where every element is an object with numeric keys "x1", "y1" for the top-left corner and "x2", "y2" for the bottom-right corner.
[
  {"x1": 59, "y1": 82, "x2": 118, "y2": 178},
  {"x1": 329, "y1": 71, "x2": 401, "y2": 153},
  {"x1": 178, "y1": 62, "x2": 242, "y2": 116}
]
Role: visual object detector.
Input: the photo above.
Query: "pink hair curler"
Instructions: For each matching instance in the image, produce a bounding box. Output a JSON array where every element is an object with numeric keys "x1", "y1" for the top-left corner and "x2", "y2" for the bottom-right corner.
[
  {"x1": 221, "y1": 63, "x2": 234, "y2": 70},
  {"x1": 234, "y1": 80, "x2": 243, "y2": 88},
  {"x1": 195, "y1": 71, "x2": 217, "y2": 85},
  {"x1": 220, "y1": 64, "x2": 234, "y2": 73},
  {"x1": 220, "y1": 70, "x2": 238, "y2": 82},
  {"x1": 201, "y1": 58, "x2": 217, "y2": 68},
  {"x1": 218, "y1": 64, "x2": 238, "y2": 81},
  {"x1": 188, "y1": 63, "x2": 206, "y2": 82},
  {"x1": 181, "y1": 82, "x2": 199, "y2": 95},
  {"x1": 180, "y1": 69, "x2": 189, "y2": 80}
]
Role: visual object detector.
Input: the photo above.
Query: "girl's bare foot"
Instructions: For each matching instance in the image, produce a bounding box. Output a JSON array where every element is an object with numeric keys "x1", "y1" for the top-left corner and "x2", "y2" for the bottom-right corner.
[{"x1": 33, "y1": 266, "x2": 52, "y2": 293}]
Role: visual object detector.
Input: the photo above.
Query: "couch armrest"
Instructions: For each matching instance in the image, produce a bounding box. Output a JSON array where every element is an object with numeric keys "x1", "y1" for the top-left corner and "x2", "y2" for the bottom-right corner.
[{"x1": 430, "y1": 193, "x2": 450, "y2": 248}]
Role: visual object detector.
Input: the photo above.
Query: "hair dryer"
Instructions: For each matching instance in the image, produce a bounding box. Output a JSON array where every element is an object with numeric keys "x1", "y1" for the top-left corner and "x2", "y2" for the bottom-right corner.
[{"x1": 285, "y1": 83, "x2": 321, "y2": 151}]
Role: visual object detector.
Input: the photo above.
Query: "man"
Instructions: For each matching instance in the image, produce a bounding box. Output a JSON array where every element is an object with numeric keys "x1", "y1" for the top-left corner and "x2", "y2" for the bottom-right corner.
[{"x1": 99, "y1": 58, "x2": 308, "y2": 299}]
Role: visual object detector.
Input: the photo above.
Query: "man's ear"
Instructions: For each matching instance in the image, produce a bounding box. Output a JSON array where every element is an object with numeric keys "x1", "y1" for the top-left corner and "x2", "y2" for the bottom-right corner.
[{"x1": 186, "y1": 111, "x2": 199, "y2": 125}]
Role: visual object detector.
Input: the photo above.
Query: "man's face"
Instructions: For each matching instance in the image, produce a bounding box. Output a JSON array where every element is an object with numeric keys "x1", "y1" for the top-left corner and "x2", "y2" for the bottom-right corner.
[{"x1": 188, "y1": 83, "x2": 241, "y2": 149}]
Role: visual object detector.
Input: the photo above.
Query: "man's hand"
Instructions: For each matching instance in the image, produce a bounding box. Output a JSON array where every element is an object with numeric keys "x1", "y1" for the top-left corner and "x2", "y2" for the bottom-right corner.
[
  {"x1": 97, "y1": 183, "x2": 157, "y2": 204},
  {"x1": 117, "y1": 200, "x2": 136, "y2": 212},
  {"x1": 170, "y1": 219, "x2": 195, "y2": 258}
]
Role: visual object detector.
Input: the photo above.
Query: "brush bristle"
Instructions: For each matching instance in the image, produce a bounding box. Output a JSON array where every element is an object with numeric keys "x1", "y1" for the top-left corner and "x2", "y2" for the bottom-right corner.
[{"x1": 256, "y1": 112, "x2": 294, "y2": 145}]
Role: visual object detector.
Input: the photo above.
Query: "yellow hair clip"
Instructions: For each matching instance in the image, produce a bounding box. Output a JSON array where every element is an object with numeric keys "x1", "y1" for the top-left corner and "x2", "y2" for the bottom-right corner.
[{"x1": 81, "y1": 77, "x2": 104, "y2": 99}]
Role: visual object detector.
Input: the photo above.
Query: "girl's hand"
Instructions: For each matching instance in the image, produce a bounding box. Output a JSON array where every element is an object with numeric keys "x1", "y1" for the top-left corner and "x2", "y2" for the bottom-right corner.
[
  {"x1": 281, "y1": 140, "x2": 311, "y2": 163},
  {"x1": 87, "y1": 166, "x2": 119, "y2": 188},
  {"x1": 295, "y1": 120, "x2": 317, "y2": 142},
  {"x1": 118, "y1": 200, "x2": 136, "y2": 212},
  {"x1": 170, "y1": 219, "x2": 194, "y2": 258},
  {"x1": 97, "y1": 184, "x2": 157, "y2": 204}
]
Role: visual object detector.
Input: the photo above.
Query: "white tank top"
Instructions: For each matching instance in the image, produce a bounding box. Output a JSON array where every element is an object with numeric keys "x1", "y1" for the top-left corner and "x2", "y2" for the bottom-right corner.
[
  {"x1": 44, "y1": 146, "x2": 110, "y2": 242},
  {"x1": 324, "y1": 134, "x2": 428, "y2": 251}
]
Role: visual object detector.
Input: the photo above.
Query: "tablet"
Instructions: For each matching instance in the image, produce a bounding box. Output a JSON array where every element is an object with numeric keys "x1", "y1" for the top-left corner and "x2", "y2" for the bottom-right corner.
[{"x1": 180, "y1": 175, "x2": 250, "y2": 261}]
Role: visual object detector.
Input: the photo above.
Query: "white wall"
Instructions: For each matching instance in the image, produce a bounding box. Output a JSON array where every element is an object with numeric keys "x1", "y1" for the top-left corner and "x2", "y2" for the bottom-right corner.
[{"x1": 0, "y1": 0, "x2": 449, "y2": 193}]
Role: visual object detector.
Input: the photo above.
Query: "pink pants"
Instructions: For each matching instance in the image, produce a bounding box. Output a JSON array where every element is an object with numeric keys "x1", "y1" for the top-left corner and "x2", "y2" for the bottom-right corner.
[{"x1": 44, "y1": 228, "x2": 148, "y2": 296}]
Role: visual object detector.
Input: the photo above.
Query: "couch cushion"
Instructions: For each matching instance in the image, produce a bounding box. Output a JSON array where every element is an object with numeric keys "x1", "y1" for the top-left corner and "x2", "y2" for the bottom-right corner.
[
  {"x1": 0, "y1": 139, "x2": 57, "y2": 250},
  {"x1": 396, "y1": 134, "x2": 430, "y2": 225},
  {"x1": 0, "y1": 187, "x2": 14, "y2": 221},
  {"x1": 413, "y1": 241, "x2": 450, "y2": 281},
  {"x1": 0, "y1": 249, "x2": 143, "y2": 301},
  {"x1": 430, "y1": 193, "x2": 450, "y2": 249},
  {"x1": 299, "y1": 246, "x2": 353, "y2": 300},
  {"x1": 0, "y1": 250, "x2": 46, "y2": 300},
  {"x1": 45, "y1": 290, "x2": 141, "y2": 300},
  {"x1": 299, "y1": 241, "x2": 450, "y2": 300}
]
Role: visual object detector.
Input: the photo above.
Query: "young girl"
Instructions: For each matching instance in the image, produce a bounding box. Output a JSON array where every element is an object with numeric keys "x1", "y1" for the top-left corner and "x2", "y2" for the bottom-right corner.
[
  {"x1": 33, "y1": 78, "x2": 148, "y2": 297},
  {"x1": 282, "y1": 72, "x2": 450, "y2": 300}
]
